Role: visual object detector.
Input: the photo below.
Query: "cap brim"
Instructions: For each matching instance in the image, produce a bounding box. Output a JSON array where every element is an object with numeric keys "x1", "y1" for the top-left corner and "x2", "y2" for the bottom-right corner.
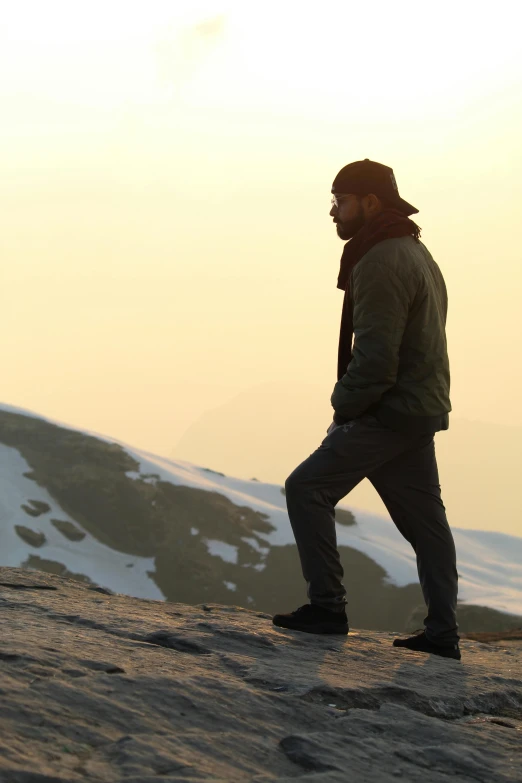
[{"x1": 396, "y1": 197, "x2": 419, "y2": 216}]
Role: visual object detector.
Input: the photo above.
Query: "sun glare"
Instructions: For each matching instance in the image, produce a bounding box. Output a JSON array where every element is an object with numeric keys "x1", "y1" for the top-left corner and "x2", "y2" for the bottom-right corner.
[
  {"x1": 1, "y1": 0, "x2": 519, "y2": 119},
  {"x1": 184, "y1": 1, "x2": 521, "y2": 119}
]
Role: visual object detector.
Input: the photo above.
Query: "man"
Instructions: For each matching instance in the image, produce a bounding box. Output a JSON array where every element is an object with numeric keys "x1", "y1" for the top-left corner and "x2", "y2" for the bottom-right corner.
[{"x1": 272, "y1": 158, "x2": 460, "y2": 661}]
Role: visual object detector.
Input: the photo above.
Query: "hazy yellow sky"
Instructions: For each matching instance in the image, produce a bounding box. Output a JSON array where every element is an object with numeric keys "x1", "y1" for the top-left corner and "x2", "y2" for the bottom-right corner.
[{"x1": 1, "y1": 1, "x2": 522, "y2": 512}]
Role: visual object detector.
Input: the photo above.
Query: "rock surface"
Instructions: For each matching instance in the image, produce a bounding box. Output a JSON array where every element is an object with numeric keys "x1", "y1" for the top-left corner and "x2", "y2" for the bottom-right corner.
[{"x1": 1, "y1": 567, "x2": 521, "y2": 782}]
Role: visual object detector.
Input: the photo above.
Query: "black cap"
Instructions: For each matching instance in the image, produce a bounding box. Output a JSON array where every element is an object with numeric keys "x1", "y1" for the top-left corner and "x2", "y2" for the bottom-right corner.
[{"x1": 332, "y1": 158, "x2": 418, "y2": 216}]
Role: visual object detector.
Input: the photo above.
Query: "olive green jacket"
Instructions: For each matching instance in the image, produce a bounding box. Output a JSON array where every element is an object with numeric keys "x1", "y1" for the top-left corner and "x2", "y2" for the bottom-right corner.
[{"x1": 330, "y1": 236, "x2": 451, "y2": 434}]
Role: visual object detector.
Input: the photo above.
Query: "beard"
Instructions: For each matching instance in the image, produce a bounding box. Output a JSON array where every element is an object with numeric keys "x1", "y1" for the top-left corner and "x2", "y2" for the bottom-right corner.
[{"x1": 335, "y1": 202, "x2": 367, "y2": 240}]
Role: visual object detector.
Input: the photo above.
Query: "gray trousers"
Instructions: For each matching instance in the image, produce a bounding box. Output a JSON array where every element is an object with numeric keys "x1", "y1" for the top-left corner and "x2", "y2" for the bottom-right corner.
[{"x1": 284, "y1": 412, "x2": 459, "y2": 644}]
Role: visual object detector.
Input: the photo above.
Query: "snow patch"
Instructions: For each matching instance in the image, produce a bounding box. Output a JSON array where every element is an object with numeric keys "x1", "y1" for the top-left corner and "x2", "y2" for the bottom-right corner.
[
  {"x1": 223, "y1": 581, "x2": 237, "y2": 591},
  {"x1": 0, "y1": 443, "x2": 165, "y2": 601},
  {"x1": 203, "y1": 539, "x2": 239, "y2": 565},
  {"x1": 241, "y1": 536, "x2": 270, "y2": 554}
]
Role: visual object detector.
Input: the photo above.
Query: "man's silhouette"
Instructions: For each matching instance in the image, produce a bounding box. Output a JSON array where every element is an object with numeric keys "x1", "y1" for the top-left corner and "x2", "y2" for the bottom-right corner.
[{"x1": 273, "y1": 159, "x2": 460, "y2": 660}]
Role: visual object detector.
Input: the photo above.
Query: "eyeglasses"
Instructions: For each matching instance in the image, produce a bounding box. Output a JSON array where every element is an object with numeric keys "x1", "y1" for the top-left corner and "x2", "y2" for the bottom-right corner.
[{"x1": 330, "y1": 193, "x2": 353, "y2": 208}]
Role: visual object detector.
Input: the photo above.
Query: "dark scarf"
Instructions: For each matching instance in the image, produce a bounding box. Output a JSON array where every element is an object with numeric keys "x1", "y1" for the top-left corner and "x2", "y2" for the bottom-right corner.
[{"x1": 336, "y1": 208, "x2": 422, "y2": 381}]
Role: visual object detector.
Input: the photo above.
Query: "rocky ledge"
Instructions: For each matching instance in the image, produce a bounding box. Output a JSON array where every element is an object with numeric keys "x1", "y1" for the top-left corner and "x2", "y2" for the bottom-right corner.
[{"x1": 1, "y1": 567, "x2": 521, "y2": 782}]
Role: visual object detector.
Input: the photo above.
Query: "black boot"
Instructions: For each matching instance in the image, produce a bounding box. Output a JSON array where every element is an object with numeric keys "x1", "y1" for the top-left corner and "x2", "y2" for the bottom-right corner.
[
  {"x1": 272, "y1": 603, "x2": 349, "y2": 635},
  {"x1": 393, "y1": 629, "x2": 461, "y2": 660}
]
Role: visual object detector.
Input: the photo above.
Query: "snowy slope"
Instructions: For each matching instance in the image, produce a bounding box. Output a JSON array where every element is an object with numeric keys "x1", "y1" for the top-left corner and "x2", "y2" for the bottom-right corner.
[
  {"x1": 1, "y1": 402, "x2": 521, "y2": 616},
  {"x1": 0, "y1": 442, "x2": 164, "y2": 600},
  {"x1": 123, "y1": 451, "x2": 522, "y2": 616}
]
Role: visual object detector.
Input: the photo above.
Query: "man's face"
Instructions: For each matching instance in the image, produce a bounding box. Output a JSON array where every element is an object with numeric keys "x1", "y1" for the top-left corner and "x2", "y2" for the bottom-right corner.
[{"x1": 330, "y1": 193, "x2": 366, "y2": 240}]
